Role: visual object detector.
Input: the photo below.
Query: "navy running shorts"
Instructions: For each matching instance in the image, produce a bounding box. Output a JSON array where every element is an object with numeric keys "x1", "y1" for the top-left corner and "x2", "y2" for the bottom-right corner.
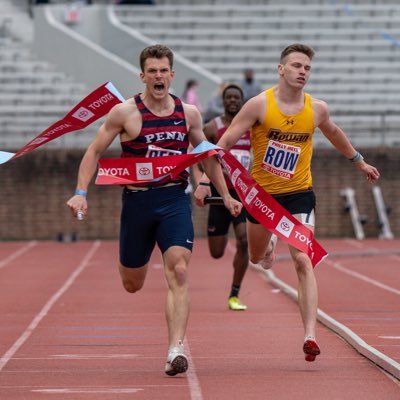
[
  {"x1": 208, "y1": 186, "x2": 246, "y2": 237},
  {"x1": 246, "y1": 190, "x2": 316, "y2": 224},
  {"x1": 120, "y1": 184, "x2": 194, "y2": 268}
]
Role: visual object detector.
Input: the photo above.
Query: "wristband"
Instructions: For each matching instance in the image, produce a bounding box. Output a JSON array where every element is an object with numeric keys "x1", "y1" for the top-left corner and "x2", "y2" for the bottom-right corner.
[
  {"x1": 74, "y1": 188, "x2": 87, "y2": 197},
  {"x1": 199, "y1": 182, "x2": 210, "y2": 187},
  {"x1": 349, "y1": 151, "x2": 364, "y2": 163}
]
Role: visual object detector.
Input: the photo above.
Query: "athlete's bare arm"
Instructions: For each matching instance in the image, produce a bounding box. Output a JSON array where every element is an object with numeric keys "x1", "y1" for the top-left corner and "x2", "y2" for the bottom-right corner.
[
  {"x1": 313, "y1": 98, "x2": 380, "y2": 183},
  {"x1": 191, "y1": 118, "x2": 218, "y2": 187},
  {"x1": 67, "y1": 101, "x2": 138, "y2": 216},
  {"x1": 184, "y1": 103, "x2": 242, "y2": 216},
  {"x1": 203, "y1": 119, "x2": 218, "y2": 144},
  {"x1": 217, "y1": 93, "x2": 265, "y2": 149},
  {"x1": 194, "y1": 94, "x2": 265, "y2": 206}
]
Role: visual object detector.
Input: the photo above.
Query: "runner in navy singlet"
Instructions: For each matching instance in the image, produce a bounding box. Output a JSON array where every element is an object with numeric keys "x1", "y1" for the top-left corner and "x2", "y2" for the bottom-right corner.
[{"x1": 67, "y1": 44, "x2": 242, "y2": 377}]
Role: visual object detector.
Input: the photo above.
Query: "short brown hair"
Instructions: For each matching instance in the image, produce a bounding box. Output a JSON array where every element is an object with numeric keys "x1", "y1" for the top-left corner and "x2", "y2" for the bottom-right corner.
[
  {"x1": 280, "y1": 43, "x2": 315, "y2": 64},
  {"x1": 139, "y1": 44, "x2": 174, "y2": 71}
]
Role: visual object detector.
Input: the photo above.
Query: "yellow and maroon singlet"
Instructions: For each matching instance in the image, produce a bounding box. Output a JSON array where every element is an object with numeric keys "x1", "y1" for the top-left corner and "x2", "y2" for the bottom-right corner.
[{"x1": 251, "y1": 88, "x2": 315, "y2": 195}]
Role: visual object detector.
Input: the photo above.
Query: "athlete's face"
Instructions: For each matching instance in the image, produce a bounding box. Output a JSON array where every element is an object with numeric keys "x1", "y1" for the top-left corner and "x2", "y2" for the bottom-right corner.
[
  {"x1": 278, "y1": 52, "x2": 311, "y2": 88},
  {"x1": 223, "y1": 88, "x2": 243, "y2": 116},
  {"x1": 140, "y1": 57, "x2": 174, "y2": 98}
]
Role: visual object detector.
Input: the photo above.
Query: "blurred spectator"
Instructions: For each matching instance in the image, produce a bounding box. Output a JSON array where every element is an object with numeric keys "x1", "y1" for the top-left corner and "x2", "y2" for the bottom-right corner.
[
  {"x1": 203, "y1": 81, "x2": 229, "y2": 123},
  {"x1": 182, "y1": 79, "x2": 203, "y2": 113},
  {"x1": 240, "y1": 67, "x2": 263, "y2": 102}
]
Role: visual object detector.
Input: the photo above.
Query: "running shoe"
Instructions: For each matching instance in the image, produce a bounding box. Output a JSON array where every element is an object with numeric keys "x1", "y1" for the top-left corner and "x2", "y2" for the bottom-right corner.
[
  {"x1": 228, "y1": 296, "x2": 247, "y2": 311},
  {"x1": 259, "y1": 234, "x2": 277, "y2": 270},
  {"x1": 303, "y1": 336, "x2": 321, "y2": 362},
  {"x1": 164, "y1": 340, "x2": 188, "y2": 376}
]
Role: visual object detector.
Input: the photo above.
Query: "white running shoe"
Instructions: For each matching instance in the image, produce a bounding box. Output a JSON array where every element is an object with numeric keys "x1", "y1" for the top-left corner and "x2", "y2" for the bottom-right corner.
[{"x1": 164, "y1": 340, "x2": 188, "y2": 376}]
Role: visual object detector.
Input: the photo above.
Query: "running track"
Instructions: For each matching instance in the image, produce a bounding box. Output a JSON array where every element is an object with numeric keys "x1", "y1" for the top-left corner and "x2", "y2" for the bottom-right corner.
[{"x1": 0, "y1": 239, "x2": 399, "y2": 399}]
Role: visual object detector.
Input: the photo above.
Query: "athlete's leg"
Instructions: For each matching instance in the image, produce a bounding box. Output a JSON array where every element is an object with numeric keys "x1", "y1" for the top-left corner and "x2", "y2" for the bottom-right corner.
[
  {"x1": 118, "y1": 187, "x2": 155, "y2": 292},
  {"x1": 207, "y1": 202, "x2": 230, "y2": 259},
  {"x1": 289, "y1": 212, "x2": 318, "y2": 340},
  {"x1": 288, "y1": 240, "x2": 320, "y2": 361},
  {"x1": 232, "y1": 221, "x2": 248, "y2": 286},
  {"x1": 118, "y1": 263, "x2": 148, "y2": 293},
  {"x1": 246, "y1": 219, "x2": 273, "y2": 264},
  {"x1": 208, "y1": 235, "x2": 228, "y2": 259},
  {"x1": 163, "y1": 245, "x2": 191, "y2": 348},
  {"x1": 288, "y1": 245, "x2": 318, "y2": 339}
]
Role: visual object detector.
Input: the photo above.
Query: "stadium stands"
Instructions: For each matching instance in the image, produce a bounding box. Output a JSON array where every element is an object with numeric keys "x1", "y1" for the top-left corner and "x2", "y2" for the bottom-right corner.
[
  {"x1": 0, "y1": 1, "x2": 98, "y2": 149},
  {"x1": 1, "y1": 0, "x2": 400, "y2": 148},
  {"x1": 115, "y1": 1, "x2": 400, "y2": 146}
]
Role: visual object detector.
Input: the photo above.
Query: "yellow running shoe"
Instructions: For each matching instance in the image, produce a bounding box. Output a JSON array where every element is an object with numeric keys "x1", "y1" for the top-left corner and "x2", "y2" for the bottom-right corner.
[{"x1": 228, "y1": 296, "x2": 247, "y2": 311}]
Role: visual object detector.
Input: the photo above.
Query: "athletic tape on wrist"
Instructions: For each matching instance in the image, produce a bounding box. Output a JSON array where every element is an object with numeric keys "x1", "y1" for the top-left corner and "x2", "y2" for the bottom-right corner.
[
  {"x1": 349, "y1": 152, "x2": 364, "y2": 163},
  {"x1": 74, "y1": 189, "x2": 87, "y2": 197}
]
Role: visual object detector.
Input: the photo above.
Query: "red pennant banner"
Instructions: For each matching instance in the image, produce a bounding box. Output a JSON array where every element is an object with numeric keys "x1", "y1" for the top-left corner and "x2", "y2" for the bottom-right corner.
[
  {"x1": 217, "y1": 149, "x2": 328, "y2": 267},
  {"x1": 95, "y1": 143, "x2": 328, "y2": 267},
  {"x1": 0, "y1": 82, "x2": 124, "y2": 164}
]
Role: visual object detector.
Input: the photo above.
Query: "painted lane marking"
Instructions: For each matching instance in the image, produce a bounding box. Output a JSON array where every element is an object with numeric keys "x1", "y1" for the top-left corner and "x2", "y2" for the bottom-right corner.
[
  {"x1": 0, "y1": 241, "x2": 101, "y2": 372},
  {"x1": 50, "y1": 354, "x2": 139, "y2": 359},
  {"x1": 31, "y1": 388, "x2": 143, "y2": 394},
  {"x1": 184, "y1": 339, "x2": 203, "y2": 400},
  {"x1": 379, "y1": 336, "x2": 400, "y2": 340},
  {"x1": 0, "y1": 241, "x2": 37, "y2": 270},
  {"x1": 253, "y1": 265, "x2": 400, "y2": 381},
  {"x1": 325, "y1": 259, "x2": 400, "y2": 296}
]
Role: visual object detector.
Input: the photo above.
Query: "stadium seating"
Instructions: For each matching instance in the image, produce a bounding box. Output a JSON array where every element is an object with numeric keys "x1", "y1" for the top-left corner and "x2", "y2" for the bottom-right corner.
[
  {"x1": 1, "y1": 0, "x2": 400, "y2": 148},
  {"x1": 0, "y1": 1, "x2": 97, "y2": 149},
  {"x1": 115, "y1": 1, "x2": 400, "y2": 146}
]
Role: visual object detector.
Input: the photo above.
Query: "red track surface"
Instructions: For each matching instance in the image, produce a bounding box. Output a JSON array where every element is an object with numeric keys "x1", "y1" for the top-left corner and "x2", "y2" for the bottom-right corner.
[{"x1": 0, "y1": 239, "x2": 399, "y2": 399}]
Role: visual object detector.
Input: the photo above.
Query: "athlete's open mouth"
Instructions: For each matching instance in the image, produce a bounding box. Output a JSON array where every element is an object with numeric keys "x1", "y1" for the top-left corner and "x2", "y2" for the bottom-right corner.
[{"x1": 154, "y1": 83, "x2": 165, "y2": 92}]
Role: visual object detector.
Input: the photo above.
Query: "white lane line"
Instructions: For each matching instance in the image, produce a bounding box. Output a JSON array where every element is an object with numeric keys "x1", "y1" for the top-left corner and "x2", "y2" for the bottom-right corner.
[
  {"x1": 0, "y1": 241, "x2": 101, "y2": 372},
  {"x1": 0, "y1": 241, "x2": 37, "y2": 270},
  {"x1": 31, "y1": 388, "x2": 143, "y2": 394},
  {"x1": 379, "y1": 336, "x2": 400, "y2": 340},
  {"x1": 325, "y1": 259, "x2": 400, "y2": 296},
  {"x1": 50, "y1": 354, "x2": 139, "y2": 359},
  {"x1": 252, "y1": 265, "x2": 400, "y2": 381},
  {"x1": 184, "y1": 338, "x2": 203, "y2": 400}
]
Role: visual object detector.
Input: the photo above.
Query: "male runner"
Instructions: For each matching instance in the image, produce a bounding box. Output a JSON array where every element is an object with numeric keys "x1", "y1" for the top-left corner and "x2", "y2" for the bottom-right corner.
[
  {"x1": 194, "y1": 84, "x2": 251, "y2": 311},
  {"x1": 67, "y1": 44, "x2": 242, "y2": 376},
  {"x1": 195, "y1": 43, "x2": 380, "y2": 362}
]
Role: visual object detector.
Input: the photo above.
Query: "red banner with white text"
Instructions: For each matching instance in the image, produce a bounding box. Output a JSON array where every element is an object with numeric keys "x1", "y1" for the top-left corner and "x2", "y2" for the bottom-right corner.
[
  {"x1": 0, "y1": 82, "x2": 124, "y2": 164},
  {"x1": 95, "y1": 145, "x2": 327, "y2": 267},
  {"x1": 0, "y1": 81, "x2": 327, "y2": 266}
]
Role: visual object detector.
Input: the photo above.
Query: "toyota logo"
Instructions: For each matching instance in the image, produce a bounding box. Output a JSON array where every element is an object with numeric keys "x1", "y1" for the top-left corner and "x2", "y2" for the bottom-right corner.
[
  {"x1": 139, "y1": 167, "x2": 150, "y2": 175},
  {"x1": 280, "y1": 221, "x2": 290, "y2": 231},
  {"x1": 78, "y1": 110, "x2": 89, "y2": 118}
]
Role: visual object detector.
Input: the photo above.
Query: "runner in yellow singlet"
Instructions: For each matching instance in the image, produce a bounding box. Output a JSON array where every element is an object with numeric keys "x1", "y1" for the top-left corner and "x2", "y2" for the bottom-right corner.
[{"x1": 194, "y1": 43, "x2": 380, "y2": 362}]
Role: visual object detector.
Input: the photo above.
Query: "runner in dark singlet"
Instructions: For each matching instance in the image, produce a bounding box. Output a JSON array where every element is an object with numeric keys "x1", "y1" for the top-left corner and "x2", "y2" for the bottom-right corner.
[{"x1": 67, "y1": 44, "x2": 242, "y2": 376}]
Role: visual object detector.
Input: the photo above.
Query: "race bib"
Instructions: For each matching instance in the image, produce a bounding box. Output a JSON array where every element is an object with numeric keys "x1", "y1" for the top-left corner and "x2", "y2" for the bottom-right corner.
[
  {"x1": 230, "y1": 149, "x2": 251, "y2": 170},
  {"x1": 146, "y1": 145, "x2": 182, "y2": 158},
  {"x1": 262, "y1": 140, "x2": 300, "y2": 180}
]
